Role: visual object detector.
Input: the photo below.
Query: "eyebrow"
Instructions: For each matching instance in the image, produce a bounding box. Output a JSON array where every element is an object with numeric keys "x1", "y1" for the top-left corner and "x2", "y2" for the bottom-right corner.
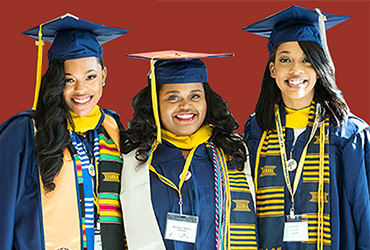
[
  {"x1": 277, "y1": 50, "x2": 291, "y2": 55},
  {"x1": 65, "y1": 69, "x2": 98, "y2": 76}
]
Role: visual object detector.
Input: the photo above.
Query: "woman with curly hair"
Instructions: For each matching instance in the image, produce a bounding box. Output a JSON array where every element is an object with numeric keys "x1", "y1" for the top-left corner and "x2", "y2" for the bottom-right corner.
[
  {"x1": 242, "y1": 6, "x2": 370, "y2": 250},
  {"x1": 0, "y1": 14, "x2": 128, "y2": 249},
  {"x1": 120, "y1": 51, "x2": 258, "y2": 250}
]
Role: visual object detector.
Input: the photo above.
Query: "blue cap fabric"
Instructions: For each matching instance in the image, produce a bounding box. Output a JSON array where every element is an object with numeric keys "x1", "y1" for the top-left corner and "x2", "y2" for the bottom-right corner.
[
  {"x1": 23, "y1": 13, "x2": 129, "y2": 61},
  {"x1": 242, "y1": 5, "x2": 350, "y2": 53},
  {"x1": 153, "y1": 60, "x2": 207, "y2": 84},
  {"x1": 127, "y1": 50, "x2": 233, "y2": 84}
]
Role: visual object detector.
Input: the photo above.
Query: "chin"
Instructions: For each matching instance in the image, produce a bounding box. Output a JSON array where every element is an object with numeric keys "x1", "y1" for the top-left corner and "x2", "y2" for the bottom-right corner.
[{"x1": 73, "y1": 108, "x2": 93, "y2": 117}]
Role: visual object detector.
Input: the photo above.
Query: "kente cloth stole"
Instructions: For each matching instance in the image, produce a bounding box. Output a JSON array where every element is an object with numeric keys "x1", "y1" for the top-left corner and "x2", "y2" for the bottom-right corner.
[
  {"x1": 70, "y1": 124, "x2": 125, "y2": 249},
  {"x1": 255, "y1": 102, "x2": 331, "y2": 250},
  {"x1": 206, "y1": 141, "x2": 258, "y2": 250},
  {"x1": 155, "y1": 125, "x2": 258, "y2": 250}
]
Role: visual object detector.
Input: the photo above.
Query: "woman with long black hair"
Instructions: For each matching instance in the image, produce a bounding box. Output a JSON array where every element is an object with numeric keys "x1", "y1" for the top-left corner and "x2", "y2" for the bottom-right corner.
[
  {"x1": 0, "y1": 14, "x2": 128, "y2": 249},
  {"x1": 243, "y1": 5, "x2": 370, "y2": 250},
  {"x1": 120, "y1": 51, "x2": 258, "y2": 250}
]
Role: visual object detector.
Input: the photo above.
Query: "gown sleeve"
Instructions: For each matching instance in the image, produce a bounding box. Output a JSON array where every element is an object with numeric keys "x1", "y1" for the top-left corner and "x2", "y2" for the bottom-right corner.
[
  {"x1": 0, "y1": 113, "x2": 41, "y2": 249},
  {"x1": 340, "y1": 128, "x2": 370, "y2": 249}
]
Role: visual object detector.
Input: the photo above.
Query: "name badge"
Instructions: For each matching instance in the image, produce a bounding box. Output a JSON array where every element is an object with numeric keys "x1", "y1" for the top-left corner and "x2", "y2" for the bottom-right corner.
[
  {"x1": 94, "y1": 220, "x2": 102, "y2": 250},
  {"x1": 283, "y1": 214, "x2": 309, "y2": 242},
  {"x1": 165, "y1": 212, "x2": 198, "y2": 243}
]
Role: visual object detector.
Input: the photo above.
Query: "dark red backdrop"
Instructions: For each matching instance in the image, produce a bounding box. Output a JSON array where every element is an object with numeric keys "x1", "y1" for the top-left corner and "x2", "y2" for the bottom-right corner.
[{"x1": 1, "y1": 1, "x2": 369, "y2": 133}]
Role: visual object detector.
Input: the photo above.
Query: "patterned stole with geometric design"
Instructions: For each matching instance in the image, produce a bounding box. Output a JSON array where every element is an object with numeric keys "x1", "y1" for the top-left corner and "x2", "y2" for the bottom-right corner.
[
  {"x1": 254, "y1": 102, "x2": 331, "y2": 250},
  {"x1": 96, "y1": 125, "x2": 126, "y2": 250},
  {"x1": 71, "y1": 125, "x2": 125, "y2": 250},
  {"x1": 206, "y1": 142, "x2": 258, "y2": 250}
]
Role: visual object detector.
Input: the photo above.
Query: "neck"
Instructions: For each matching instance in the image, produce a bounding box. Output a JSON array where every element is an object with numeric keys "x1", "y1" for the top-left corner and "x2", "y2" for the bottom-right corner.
[
  {"x1": 282, "y1": 95, "x2": 314, "y2": 110},
  {"x1": 181, "y1": 149, "x2": 190, "y2": 159}
]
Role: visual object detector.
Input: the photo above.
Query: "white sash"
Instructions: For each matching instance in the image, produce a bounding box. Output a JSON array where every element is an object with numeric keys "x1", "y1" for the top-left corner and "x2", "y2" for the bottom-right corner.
[{"x1": 120, "y1": 150, "x2": 166, "y2": 250}]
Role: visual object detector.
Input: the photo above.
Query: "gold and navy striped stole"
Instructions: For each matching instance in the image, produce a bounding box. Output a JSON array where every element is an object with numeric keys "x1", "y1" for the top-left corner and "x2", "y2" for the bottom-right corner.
[
  {"x1": 255, "y1": 103, "x2": 331, "y2": 250},
  {"x1": 259, "y1": 129, "x2": 283, "y2": 156},
  {"x1": 228, "y1": 169, "x2": 258, "y2": 250},
  {"x1": 256, "y1": 186, "x2": 285, "y2": 218}
]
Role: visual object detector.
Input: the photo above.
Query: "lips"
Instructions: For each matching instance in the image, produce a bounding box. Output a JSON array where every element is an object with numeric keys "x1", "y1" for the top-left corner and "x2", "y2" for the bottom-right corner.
[
  {"x1": 285, "y1": 78, "x2": 307, "y2": 88},
  {"x1": 72, "y1": 96, "x2": 92, "y2": 104},
  {"x1": 175, "y1": 113, "x2": 196, "y2": 122}
]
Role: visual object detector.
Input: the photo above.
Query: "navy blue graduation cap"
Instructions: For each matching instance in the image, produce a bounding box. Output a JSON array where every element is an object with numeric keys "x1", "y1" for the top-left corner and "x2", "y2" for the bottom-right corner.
[
  {"x1": 127, "y1": 50, "x2": 233, "y2": 84},
  {"x1": 22, "y1": 13, "x2": 129, "y2": 110},
  {"x1": 242, "y1": 5, "x2": 350, "y2": 53},
  {"x1": 126, "y1": 50, "x2": 234, "y2": 143},
  {"x1": 23, "y1": 13, "x2": 129, "y2": 61}
]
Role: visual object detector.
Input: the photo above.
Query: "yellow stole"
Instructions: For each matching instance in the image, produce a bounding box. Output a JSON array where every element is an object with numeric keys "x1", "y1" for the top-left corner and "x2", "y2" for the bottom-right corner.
[
  {"x1": 160, "y1": 124, "x2": 213, "y2": 149},
  {"x1": 67, "y1": 105, "x2": 101, "y2": 133},
  {"x1": 285, "y1": 106, "x2": 310, "y2": 129}
]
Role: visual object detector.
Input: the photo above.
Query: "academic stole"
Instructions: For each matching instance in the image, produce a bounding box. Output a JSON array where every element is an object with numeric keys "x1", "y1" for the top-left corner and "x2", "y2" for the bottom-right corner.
[
  {"x1": 71, "y1": 125, "x2": 125, "y2": 250},
  {"x1": 154, "y1": 125, "x2": 257, "y2": 250},
  {"x1": 254, "y1": 102, "x2": 331, "y2": 250},
  {"x1": 206, "y1": 142, "x2": 258, "y2": 250}
]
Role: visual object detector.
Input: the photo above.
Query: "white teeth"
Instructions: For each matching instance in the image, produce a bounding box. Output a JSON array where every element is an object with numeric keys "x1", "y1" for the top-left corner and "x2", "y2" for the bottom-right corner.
[
  {"x1": 73, "y1": 97, "x2": 91, "y2": 104},
  {"x1": 288, "y1": 79, "x2": 305, "y2": 85},
  {"x1": 177, "y1": 114, "x2": 194, "y2": 119}
]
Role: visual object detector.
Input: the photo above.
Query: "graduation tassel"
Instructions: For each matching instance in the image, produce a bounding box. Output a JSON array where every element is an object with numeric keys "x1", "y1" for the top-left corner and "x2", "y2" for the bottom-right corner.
[
  {"x1": 150, "y1": 58, "x2": 162, "y2": 144},
  {"x1": 32, "y1": 24, "x2": 44, "y2": 110},
  {"x1": 315, "y1": 8, "x2": 335, "y2": 73}
]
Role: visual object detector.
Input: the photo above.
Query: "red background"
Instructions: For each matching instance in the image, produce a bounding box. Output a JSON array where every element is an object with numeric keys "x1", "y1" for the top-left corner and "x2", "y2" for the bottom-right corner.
[{"x1": 1, "y1": 0, "x2": 369, "y2": 133}]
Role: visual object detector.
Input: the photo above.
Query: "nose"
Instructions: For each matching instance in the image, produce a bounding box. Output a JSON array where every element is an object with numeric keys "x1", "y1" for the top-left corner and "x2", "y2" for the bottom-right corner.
[
  {"x1": 179, "y1": 99, "x2": 192, "y2": 110},
  {"x1": 74, "y1": 79, "x2": 86, "y2": 92},
  {"x1": 289, "y1": 61, "x2": 304, "y2": 75}
]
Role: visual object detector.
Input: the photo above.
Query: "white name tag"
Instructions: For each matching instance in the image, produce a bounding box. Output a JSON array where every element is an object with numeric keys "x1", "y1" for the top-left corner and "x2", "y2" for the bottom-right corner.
[
  {"x1": 94, "y1": 233, "x2": 102, "y2": 250},
  {"x1": 94, "y1": 221, "x2": 102, "y2": 250},
  {"x1": 165, "y1": 212, "x2": 198, "y2": 243},
  {"x1": 283, "y1": 214, "x2": 309, "y2": 242}
]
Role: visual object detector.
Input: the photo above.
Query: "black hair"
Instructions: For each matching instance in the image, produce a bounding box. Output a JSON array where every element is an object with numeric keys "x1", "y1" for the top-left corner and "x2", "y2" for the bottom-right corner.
[
  {"x1": 254, "y1": 41, "x2": 348, "y2": 130},
  {"x1": 34, "y1": 57, "x2": 104, "y2": 192},
  {"x1": 120, "y1": 82, "x2": 246, "y2": 165}
]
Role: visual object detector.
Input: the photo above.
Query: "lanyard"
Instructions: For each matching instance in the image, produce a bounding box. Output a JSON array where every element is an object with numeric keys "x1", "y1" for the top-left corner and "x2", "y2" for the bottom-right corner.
[
  {"x1": 72, "y1": 130, "x2": 101, "y2": 214},
  {"x1": 148, "y1": 141, "x2": 198, "y2": 215},
  {"x1": 275, "y1": 106, "x2": 319, "y2": 216}
]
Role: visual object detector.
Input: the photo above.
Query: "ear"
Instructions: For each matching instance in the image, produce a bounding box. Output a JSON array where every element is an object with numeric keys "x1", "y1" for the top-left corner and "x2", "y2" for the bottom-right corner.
[
  {"x1": 102, "y1": 66, "x2": 107, "y2": 85},
  {"x1": 269, "y1": 62, "x2": 276, "y2": 78}
]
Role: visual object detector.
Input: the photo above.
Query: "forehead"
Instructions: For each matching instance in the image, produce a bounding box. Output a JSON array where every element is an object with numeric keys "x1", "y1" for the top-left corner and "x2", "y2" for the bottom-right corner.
[
  {"x1": 64, "y1": 56, "x2": 100, "y2": 71},
  {"x1": 276, "y1": 41, "x2": 305, "y2": 55}
]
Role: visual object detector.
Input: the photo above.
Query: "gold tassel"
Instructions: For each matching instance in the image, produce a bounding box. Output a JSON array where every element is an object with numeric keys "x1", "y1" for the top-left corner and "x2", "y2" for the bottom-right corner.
[{"x1": 32, "y1": 24, "x2": 44, "y2": 110}]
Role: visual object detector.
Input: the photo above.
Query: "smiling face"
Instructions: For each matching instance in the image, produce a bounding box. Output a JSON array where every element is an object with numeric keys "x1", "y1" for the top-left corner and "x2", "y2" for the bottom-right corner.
[
  {"x1": 269, "y1": 41, "x2": 317, "y2": 109},
  {"x1": 63, "y1": 57, "x2": 107, "y2": 117},
  {"x1": 158, "y1": 82, "x2": 207, "y2": 136}
]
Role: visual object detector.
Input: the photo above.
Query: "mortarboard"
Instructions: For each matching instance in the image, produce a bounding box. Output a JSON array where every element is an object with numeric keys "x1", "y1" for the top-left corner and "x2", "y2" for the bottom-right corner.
[
  {"x1": 242, "y1": 5, "x2": 350, "y2": 53},
  {"x1": 23, "y1": 13, "x2": 129, "y2": 110},
  {"x1": 126, "y1": 50, "x2": 233, "y2": 143}
]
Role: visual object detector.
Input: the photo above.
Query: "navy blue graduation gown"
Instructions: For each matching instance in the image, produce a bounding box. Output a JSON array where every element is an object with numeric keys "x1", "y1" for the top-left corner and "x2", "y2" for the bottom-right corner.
[
  {"x1": 0, "y1": 109, "x2": 123, "y2": 250},
  {"x1": 244, "y1": 113, "x2": 370, "y2": 249},
  {"x1": 150, "y1": 141, "x2": 215, "y2": 250}
]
